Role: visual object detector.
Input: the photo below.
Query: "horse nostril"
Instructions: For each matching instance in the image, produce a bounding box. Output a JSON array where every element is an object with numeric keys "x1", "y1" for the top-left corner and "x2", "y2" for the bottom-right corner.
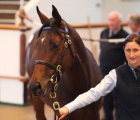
[
  {"x1": 35, "y1": 82, "x2": 41, "y2": 89},
  {"x1": 29, "y1": 82, "x2": 42, "y2": 96},
  {"x1": 34, "y1": 82, "x2": 42, "y2": 95}
]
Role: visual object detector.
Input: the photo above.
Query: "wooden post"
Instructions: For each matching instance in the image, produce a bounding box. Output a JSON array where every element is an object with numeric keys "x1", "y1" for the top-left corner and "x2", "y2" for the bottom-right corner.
[
  {"x1": 87, "y1": 16, "x2": 98, "y2": 62},
  {"x1": 87, "y1": 16, "x2": 92, "y2": 41},
  {"x1": 20, "y1": 33, "x2": 26, "y2": 76},
  {"x1": 19, "y1": 8, "x2": 26, "y2": 26}
]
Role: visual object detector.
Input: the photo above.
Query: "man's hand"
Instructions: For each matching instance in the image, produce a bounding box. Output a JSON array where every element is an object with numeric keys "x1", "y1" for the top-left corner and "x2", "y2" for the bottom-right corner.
[{"x1": 56, "y1": 107, "x2": 69, "y2": 120}]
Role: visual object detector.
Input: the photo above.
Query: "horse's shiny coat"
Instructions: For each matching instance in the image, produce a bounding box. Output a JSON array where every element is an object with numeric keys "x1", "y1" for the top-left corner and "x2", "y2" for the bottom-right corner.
[{"x1": 26, "y1": 5, "x2": 103, "y2": 120}]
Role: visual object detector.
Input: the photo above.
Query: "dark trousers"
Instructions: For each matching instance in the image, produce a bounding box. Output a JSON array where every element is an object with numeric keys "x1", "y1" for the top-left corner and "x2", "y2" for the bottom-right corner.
[{"x1": 103, "y1": 88, "x2": 116, "y2": 120}]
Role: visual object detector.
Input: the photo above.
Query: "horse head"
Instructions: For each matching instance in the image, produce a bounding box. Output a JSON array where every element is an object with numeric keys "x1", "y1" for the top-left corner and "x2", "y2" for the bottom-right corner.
[{"x1": 29, "y1": 5, "x2": 75, "y2": 97}]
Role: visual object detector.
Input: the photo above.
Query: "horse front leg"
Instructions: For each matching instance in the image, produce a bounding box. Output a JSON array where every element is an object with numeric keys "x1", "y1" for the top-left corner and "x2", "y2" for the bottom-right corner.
[{"x1": 32, "y1": 97, "x2": 47, "y2": 120}]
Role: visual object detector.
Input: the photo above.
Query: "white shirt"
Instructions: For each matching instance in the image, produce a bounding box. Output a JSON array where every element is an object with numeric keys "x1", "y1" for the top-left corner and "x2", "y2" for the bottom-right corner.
[{"x1": 65, "y1": 67, "x2": 137, "y2": 114}]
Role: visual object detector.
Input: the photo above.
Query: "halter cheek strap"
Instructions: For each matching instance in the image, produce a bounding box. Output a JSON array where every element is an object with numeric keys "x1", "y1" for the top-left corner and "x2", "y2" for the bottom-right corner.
[{"x1": 64, "y1": 27, "x2": 75, "y2": 61}]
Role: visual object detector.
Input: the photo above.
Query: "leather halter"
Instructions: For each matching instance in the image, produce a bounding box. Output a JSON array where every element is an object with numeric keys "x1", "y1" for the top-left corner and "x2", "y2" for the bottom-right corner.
[{"x1": 35, "y1": 25, "x2": 75, "y2": 118}]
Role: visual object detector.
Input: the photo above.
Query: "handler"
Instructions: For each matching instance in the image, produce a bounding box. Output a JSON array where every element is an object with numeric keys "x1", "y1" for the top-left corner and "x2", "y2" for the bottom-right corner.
[{"x1": 57, "y1": 33, "x2": 140, "y2": 120}]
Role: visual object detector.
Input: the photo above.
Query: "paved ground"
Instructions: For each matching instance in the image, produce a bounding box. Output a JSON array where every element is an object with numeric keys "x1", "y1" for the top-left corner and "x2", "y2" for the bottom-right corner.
[{"x1": 0, "y1": 104, "x2": 105, "y2": 120}]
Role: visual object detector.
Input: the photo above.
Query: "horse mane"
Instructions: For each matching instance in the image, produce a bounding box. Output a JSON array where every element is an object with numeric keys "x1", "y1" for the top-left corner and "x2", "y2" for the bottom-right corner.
[{"x1": 38, "y1": 18, "x2": 61, "y2": 38}]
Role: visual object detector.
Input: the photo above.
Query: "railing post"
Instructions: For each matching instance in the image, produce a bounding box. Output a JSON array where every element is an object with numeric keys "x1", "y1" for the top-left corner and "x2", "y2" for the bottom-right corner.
[{"x1": 20, "y1": 32, "x2": 26, "y2": 76}]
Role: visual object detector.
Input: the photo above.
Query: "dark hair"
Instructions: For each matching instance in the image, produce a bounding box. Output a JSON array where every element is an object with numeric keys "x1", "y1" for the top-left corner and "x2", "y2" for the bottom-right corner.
[{"x1": 123, "y1": 33, "x2": 140, "y2": 47}]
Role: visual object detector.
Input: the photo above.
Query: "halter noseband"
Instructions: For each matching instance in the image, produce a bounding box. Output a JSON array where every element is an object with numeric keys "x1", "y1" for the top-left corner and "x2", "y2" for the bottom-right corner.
[{"x1": 35, "y1": 25, "x2": 75, "y2": 117}]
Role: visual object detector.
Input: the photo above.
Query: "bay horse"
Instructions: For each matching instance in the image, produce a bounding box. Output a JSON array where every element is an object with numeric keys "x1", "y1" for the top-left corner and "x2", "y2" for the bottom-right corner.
[{"x1": 26, "y1": 5, "x2": 103, "y2": 120}]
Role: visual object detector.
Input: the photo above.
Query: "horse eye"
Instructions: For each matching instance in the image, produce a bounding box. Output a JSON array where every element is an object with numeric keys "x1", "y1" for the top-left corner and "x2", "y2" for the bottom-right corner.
[{"x1": 53, "y1": 43, "x2": 59, "y2": 48}]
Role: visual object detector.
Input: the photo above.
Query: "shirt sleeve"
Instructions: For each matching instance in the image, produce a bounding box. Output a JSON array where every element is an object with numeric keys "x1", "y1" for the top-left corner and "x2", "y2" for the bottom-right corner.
[{"x1": 64, "y1": 69, "x2": 117, "y2": 113}]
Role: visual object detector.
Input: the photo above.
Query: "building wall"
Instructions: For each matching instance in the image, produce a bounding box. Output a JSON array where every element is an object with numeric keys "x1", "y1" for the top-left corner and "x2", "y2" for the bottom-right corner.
[
  {"x1": 0, "y1": 30, "x2": 25, "y2": 105},
  {"x1": 101, "y1": 0, "x2": 140, "y2": 22}
]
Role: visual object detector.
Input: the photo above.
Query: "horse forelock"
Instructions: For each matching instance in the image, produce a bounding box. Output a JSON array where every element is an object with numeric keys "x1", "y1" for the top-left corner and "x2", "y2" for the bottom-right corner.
[{"x1": 38, "y1": 18, "x2": 62, "y2": 38}]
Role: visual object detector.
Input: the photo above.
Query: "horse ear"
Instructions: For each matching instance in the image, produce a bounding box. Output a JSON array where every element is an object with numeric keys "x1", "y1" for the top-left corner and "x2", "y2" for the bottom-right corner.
[
  {"x1": 36, "y1": 6, "x2": 48, "y2": 24},
  {"x1": 52, "y1": 5, "x2": 62, "y2": 25}
]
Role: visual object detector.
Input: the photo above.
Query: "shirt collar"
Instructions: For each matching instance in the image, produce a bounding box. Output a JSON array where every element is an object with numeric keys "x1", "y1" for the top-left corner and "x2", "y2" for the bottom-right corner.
[
  {"x1": 134, "y1": 30, "x2": 140, "y2": 35},
  {"x1": 109, "y1": 26, "x2": 121, "y2": 37},
  {"x1": 128, "y1": 63, "x2": 134, "y2": 71},
  {"x1": 128, "y1": 63, "x2": 137, "y2": 79}
]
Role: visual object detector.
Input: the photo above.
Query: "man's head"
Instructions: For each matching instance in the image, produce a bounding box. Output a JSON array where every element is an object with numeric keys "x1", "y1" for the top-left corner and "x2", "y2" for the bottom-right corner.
[
  {"x1": 127, "y1": 14, "x2": 140, "y2": 33},
  {"x1": 108, "y1": 11, "x2": 122, "y2": 31}
]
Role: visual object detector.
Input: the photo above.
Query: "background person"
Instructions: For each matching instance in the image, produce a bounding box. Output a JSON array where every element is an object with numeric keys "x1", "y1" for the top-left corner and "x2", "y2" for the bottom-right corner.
[
  {"x1": 99, "y1": 11, "x2": 129, "y2": 120},
  {"x1": 127, "y1": 13, "x2": 140, "y2": 34}
]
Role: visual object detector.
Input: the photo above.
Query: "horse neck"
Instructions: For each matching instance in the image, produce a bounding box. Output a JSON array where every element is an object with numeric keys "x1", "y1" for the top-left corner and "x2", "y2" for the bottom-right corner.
[
  {"x1": 70, "y1": 27, "x2": 88, "y2": 63},
  {"x1": 60, "y1": 54, "x2": 89, "y2": 96},
  {"x1": 60, "y1": 27, "x2": 90, "y2": 92}
]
